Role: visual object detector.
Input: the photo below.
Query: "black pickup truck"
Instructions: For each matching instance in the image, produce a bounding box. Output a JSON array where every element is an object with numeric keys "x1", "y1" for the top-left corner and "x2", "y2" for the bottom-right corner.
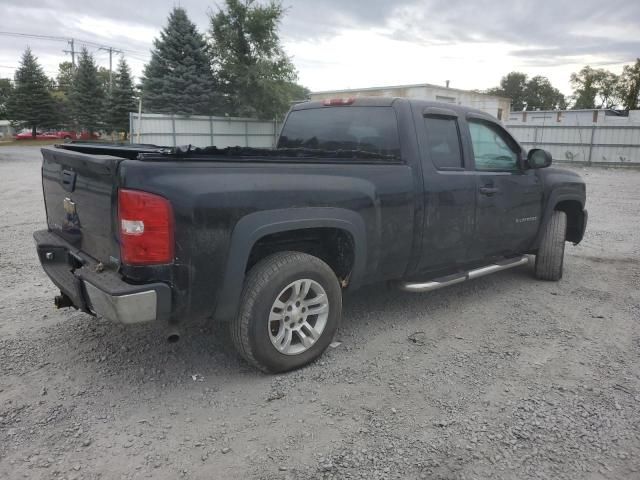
[{"x1": 34, "y1": 97, "x2": 587, "y2": 372}]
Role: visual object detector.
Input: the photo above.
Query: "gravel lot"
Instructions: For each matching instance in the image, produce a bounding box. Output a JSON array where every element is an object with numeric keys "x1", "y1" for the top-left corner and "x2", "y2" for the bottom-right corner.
[{"x1": 1, "y1": 146, "x2": 639, "y2": 480}]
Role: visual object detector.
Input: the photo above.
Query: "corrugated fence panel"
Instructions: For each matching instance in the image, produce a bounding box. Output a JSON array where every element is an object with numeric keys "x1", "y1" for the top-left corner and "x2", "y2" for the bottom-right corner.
[
  {"x1": 130, "y1": 113, "x2": 279, "y2": 149},
  {"x1": 174, "y1": 118, "x2": 210, "y2": 134},
  {"x1": 506, "y1": 124, "x2": 640, "y2": 165}
]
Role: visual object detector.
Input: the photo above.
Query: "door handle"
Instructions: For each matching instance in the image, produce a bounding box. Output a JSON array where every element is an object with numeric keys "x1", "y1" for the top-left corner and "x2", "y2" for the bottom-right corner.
[{"x1": 479, "y1": 186, "x2": 499, "y2": 196}]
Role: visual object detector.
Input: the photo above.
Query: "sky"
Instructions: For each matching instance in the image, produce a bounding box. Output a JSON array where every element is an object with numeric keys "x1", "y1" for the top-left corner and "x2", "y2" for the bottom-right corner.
[{"x1": 0, "y1": 0, "x2": 638, "y2": 96}]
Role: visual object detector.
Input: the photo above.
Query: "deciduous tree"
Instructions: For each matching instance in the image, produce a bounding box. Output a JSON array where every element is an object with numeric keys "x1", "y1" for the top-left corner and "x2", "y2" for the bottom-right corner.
[
  {"x1": 486, "y1": 72, "x2": 528, "y2": 111},
  {"x1": 487, "y1": 72, "x2": 566, "y2": 111},
  {"x1": 617, "y1": 59, "x2": 640, "y2": 110},
  {"x1": 209, "y1": 0, "x2": 304, "y2": 118},
  {"x1": 570, "y1": 66, "x2": 620, "y2": 109},
  {"x1": 524, "y1": 76, "x2": 567, "y2": 110}
]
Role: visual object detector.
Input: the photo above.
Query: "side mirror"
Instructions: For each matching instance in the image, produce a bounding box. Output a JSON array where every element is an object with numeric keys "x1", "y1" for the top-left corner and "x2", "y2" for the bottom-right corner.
[{"x1": 527, "y1": 149, "x2": 553, "y2": 169}]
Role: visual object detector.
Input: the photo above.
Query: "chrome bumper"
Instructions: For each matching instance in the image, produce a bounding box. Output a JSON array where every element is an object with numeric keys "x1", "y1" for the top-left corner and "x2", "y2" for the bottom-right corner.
[
  {"x1": 83, "y1": 282, "x2": 160, "y2": 324},
  {"x1": 34, "y1": 229, "x2": 172, "y2": 325}
]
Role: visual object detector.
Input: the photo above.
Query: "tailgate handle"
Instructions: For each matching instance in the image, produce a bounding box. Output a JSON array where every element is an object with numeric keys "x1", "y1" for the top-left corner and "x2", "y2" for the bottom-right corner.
[{"x1": 62, "y1": 170, "x2": 77, "y2": 192}]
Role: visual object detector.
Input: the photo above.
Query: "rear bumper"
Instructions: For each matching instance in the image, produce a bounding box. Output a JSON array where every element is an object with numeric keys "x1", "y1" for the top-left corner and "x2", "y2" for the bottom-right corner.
[{"x1": 34, "y1": 230, "x2": 171, "y2": 324}]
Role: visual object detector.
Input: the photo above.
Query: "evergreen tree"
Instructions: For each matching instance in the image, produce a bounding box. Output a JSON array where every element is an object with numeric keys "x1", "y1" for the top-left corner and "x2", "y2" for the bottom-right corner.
[
  {"x1": 53, "y1": 62, "x2": 74, "y2": 127},
  {"x1": 0, "y1": 78, "x2": 12, "y2": 120},
  {"x1": 56, "y1": 61, "x2": 74, "y2": 96},
  {"x1": 141, "y1": 7, "x2": 215, "y2": 115},
  {"x1": 5, "y1": 48, "x2": 57, "y2": 136},
  {"x1": 105, "y1": 58, "x2": 137, "y2": 137},
  {"x1": 69, "y1": 48, "x2": 104, "y2": 132},
  {"x1": 209, "y1": 0, "x2": 301, "y2": 119}
]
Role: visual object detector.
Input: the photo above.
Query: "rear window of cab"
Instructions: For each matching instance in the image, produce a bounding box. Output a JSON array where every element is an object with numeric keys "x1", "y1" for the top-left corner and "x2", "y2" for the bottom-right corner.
[{"x1": 278, "y1": 106, "x2": 401, "y2": 160}]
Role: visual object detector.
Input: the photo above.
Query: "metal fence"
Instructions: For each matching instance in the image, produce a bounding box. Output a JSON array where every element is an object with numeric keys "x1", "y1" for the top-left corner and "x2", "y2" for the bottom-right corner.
[
  {"x1": 127, "y1": 113, "x2": 640, "y2": 165},
  {"x1": 505, "y1": 124, "x2": 640, "y2": 165},
  {"x1": 129, "y1": 113, "x2": 280, "y2": 148}
]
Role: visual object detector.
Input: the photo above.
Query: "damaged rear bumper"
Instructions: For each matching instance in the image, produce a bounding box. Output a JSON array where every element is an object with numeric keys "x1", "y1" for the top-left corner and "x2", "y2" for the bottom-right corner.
[{"x1": 34, "y1": 229, "x2": 171, "y2": 324}]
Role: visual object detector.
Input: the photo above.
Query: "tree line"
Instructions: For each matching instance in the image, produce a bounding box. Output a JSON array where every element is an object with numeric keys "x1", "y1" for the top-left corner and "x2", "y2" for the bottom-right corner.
[
  {"x1": 2, "y1": 0, "x2": 639, "y2": 136},
  {"x1": 486, "y1": 61, "x2": 640, "y2": 111},
  {"x1": 2, "y1": 49, "x2": 136, "y2": 138},
  {"x1": 0, "y1": 0, "x2": 307, "y2": 138}
]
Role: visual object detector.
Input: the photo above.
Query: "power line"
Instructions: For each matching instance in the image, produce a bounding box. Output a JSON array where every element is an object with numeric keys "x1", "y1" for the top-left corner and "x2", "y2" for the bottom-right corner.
[{"x1": 0, "y1": 30, "x2": 150, "y2": 60}]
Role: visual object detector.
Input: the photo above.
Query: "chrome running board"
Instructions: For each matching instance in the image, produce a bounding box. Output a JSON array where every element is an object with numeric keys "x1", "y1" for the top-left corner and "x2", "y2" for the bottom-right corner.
[{"x1": 400, "y1": 256, "x2": 529, "y2": 293}]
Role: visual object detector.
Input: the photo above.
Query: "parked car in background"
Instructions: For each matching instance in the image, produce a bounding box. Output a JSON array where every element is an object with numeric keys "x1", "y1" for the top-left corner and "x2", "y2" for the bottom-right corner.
[{"x1": 15, "y1": 129, "x2": 100, "y2": 141}]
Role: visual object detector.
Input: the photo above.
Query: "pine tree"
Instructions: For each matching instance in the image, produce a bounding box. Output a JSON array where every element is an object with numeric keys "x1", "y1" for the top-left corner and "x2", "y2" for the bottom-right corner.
[
  {"x1": 5, "y1": 48, "x2": 57, "y2": 136},
  {"x1": 69, "y1": 48, "x2": 104, "y2": 133},
  {"x1": 141, "y1": 7, "x2": 216, "y2": 115},
  {"x1": 209, "y1": 0, "x2": 301, "y2": 119},
  {"x1": 0, "y1": 78, "x2": 12, "y2": 120},
  {"x1": 105, "y1": 58, "x2": 137, "y2": 137}
]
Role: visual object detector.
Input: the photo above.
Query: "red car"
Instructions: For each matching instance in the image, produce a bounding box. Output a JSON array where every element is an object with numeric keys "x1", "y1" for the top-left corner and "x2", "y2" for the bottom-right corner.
[{"x1": 15, "y1": 130, "x2": 100, "y2": 141}]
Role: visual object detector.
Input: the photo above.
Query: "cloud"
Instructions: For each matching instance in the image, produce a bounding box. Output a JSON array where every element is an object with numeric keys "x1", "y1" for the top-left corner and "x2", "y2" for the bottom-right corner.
[{"x1": 0, "y1": 0, "x2": 638, "y2": 94}]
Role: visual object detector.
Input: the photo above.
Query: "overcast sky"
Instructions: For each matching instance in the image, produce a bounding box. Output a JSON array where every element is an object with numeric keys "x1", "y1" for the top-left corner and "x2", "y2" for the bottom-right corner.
[{"x1": 0, "y1": 0, "x2": 638, "y2": 95}]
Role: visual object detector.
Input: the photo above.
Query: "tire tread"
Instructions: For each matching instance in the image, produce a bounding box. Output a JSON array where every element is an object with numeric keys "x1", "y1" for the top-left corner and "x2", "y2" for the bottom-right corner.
[{"x1": 535, "y1": 211, "x2": 567, "y2": 281}]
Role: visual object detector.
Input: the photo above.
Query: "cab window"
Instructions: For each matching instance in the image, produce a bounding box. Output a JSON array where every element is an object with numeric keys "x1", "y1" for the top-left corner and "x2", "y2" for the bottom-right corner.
[
  {"x1": 468, "y1": 120, "x2": 520, "y2": 171},
  {"x1": 423, "y1": 116, "x2": 464, "y2": 170}
]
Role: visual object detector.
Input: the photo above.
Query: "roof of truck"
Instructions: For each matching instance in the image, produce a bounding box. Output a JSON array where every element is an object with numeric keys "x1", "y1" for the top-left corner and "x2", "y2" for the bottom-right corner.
[{"x1": 292, "y1": 96, "x2": 495, "y2": 120}]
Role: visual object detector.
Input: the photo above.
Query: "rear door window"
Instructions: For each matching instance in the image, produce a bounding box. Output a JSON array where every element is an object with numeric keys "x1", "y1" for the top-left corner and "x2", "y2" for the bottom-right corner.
[
  {"x1": 278, "y1": 107, "x2": 401, "y2": 160},
  {"x1": 423, "y1": 116, "x2": 463, "y2": 169}
]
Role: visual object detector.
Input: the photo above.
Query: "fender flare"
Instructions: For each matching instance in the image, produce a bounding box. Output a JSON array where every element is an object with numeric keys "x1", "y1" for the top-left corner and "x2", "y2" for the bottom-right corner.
[
  {"x1": 533, "y1": 191, "x2": 585, "y2": 249},
  {"x1": 214, "y1": 207, "x2": 367, "y2": 323}
]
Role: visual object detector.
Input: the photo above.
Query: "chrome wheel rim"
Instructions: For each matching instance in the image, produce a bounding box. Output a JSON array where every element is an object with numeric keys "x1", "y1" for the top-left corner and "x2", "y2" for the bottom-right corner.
[{"x1": 268, "y1": 279, "x2": 329, "y2": 356}]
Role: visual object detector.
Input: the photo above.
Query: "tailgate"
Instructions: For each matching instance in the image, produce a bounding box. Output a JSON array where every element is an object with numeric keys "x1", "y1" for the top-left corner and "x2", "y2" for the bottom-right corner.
[{"x1": 41, "y1": 147, "x2": 122, "y2": 264}]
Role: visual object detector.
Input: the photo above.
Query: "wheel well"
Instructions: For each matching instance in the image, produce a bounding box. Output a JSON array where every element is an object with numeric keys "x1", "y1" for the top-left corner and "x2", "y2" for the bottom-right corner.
[
  {"x1": 246, "y1": 228, "x2": 355, "y2": 284},
  {"x1": 555, "y1": 200, "x2": 584, "y2": 243}
]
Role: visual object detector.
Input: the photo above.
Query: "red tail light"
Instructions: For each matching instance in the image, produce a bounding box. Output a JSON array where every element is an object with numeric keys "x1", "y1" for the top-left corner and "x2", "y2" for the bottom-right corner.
[
  {"x1": 118, "y1": 189, "x2": 174, "y2": 265},
  {"x1": 323, "y1": 97, "x2": 355, "y2": 106}
]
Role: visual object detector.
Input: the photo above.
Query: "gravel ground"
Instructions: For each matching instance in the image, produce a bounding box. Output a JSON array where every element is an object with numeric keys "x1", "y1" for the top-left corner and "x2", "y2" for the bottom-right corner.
[{"x1": 0, "y1": 146, "x2": 639, "y2": 480}]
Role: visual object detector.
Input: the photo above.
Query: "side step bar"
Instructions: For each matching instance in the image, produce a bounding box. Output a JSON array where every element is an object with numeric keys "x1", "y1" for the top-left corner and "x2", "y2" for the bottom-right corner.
[{"x1": 400, "y1": 256, "x2": 529, "y2": 293}]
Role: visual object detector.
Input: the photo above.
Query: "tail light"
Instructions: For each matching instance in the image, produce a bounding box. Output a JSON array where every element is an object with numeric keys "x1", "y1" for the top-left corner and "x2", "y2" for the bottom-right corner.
[
  {"x1": 118, "y1": 189, "x2": 174, "y2": 265},
  {"x1": 323, "y1": 97, "x2": 355, "y2": 106}
]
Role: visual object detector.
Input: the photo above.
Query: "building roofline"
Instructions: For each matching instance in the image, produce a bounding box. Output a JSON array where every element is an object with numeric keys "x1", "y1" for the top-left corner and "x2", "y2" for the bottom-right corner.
[{"x1": 310, "y1": 82, "x2": 512, "y2": 102}]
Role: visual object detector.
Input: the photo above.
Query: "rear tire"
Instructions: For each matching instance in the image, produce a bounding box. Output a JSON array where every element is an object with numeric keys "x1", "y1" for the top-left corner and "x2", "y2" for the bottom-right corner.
[
  {"x1": 535, "y1": 211, "x2": 567, "y2": 281},
  {"x1": 231, "y1": 252, "x2": 342, "y2": 373}
]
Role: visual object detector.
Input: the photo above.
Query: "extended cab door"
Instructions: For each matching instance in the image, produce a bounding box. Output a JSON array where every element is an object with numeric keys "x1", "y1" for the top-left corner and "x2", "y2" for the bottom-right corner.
[
  {"x1": 464, "y1": 116, "x2": 543, "y2": 258},
  {"x1": 414, "y1": 106, "x2": 478, "y2": 274}
]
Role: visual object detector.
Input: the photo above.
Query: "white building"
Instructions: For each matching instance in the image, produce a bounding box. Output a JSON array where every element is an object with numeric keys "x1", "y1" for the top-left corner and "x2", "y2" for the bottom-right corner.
[
  {"x1": 0, "y1": 120, "x2": 15, "y2": 139},
  {"x1": 309, "y1": 83, "x2": 511, "y2": 121}
]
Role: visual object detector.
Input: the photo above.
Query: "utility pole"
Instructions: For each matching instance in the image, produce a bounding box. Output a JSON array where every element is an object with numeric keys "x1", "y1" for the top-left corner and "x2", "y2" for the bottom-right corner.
[
  {"x1": 64, "y1": 38, "x2": 76, "y2": 67},
  {"x1": 98, "y1": 46, "x2": 122, "y2": 92}
]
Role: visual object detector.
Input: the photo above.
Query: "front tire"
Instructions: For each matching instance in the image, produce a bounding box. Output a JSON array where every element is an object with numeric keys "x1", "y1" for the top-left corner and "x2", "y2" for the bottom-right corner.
[
  {"x1": 535, "y1": 211, "x2": 567, "y2": 281},
  {"x1": 231, "y1": 252, "x2": 342, "y2": 373}
]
